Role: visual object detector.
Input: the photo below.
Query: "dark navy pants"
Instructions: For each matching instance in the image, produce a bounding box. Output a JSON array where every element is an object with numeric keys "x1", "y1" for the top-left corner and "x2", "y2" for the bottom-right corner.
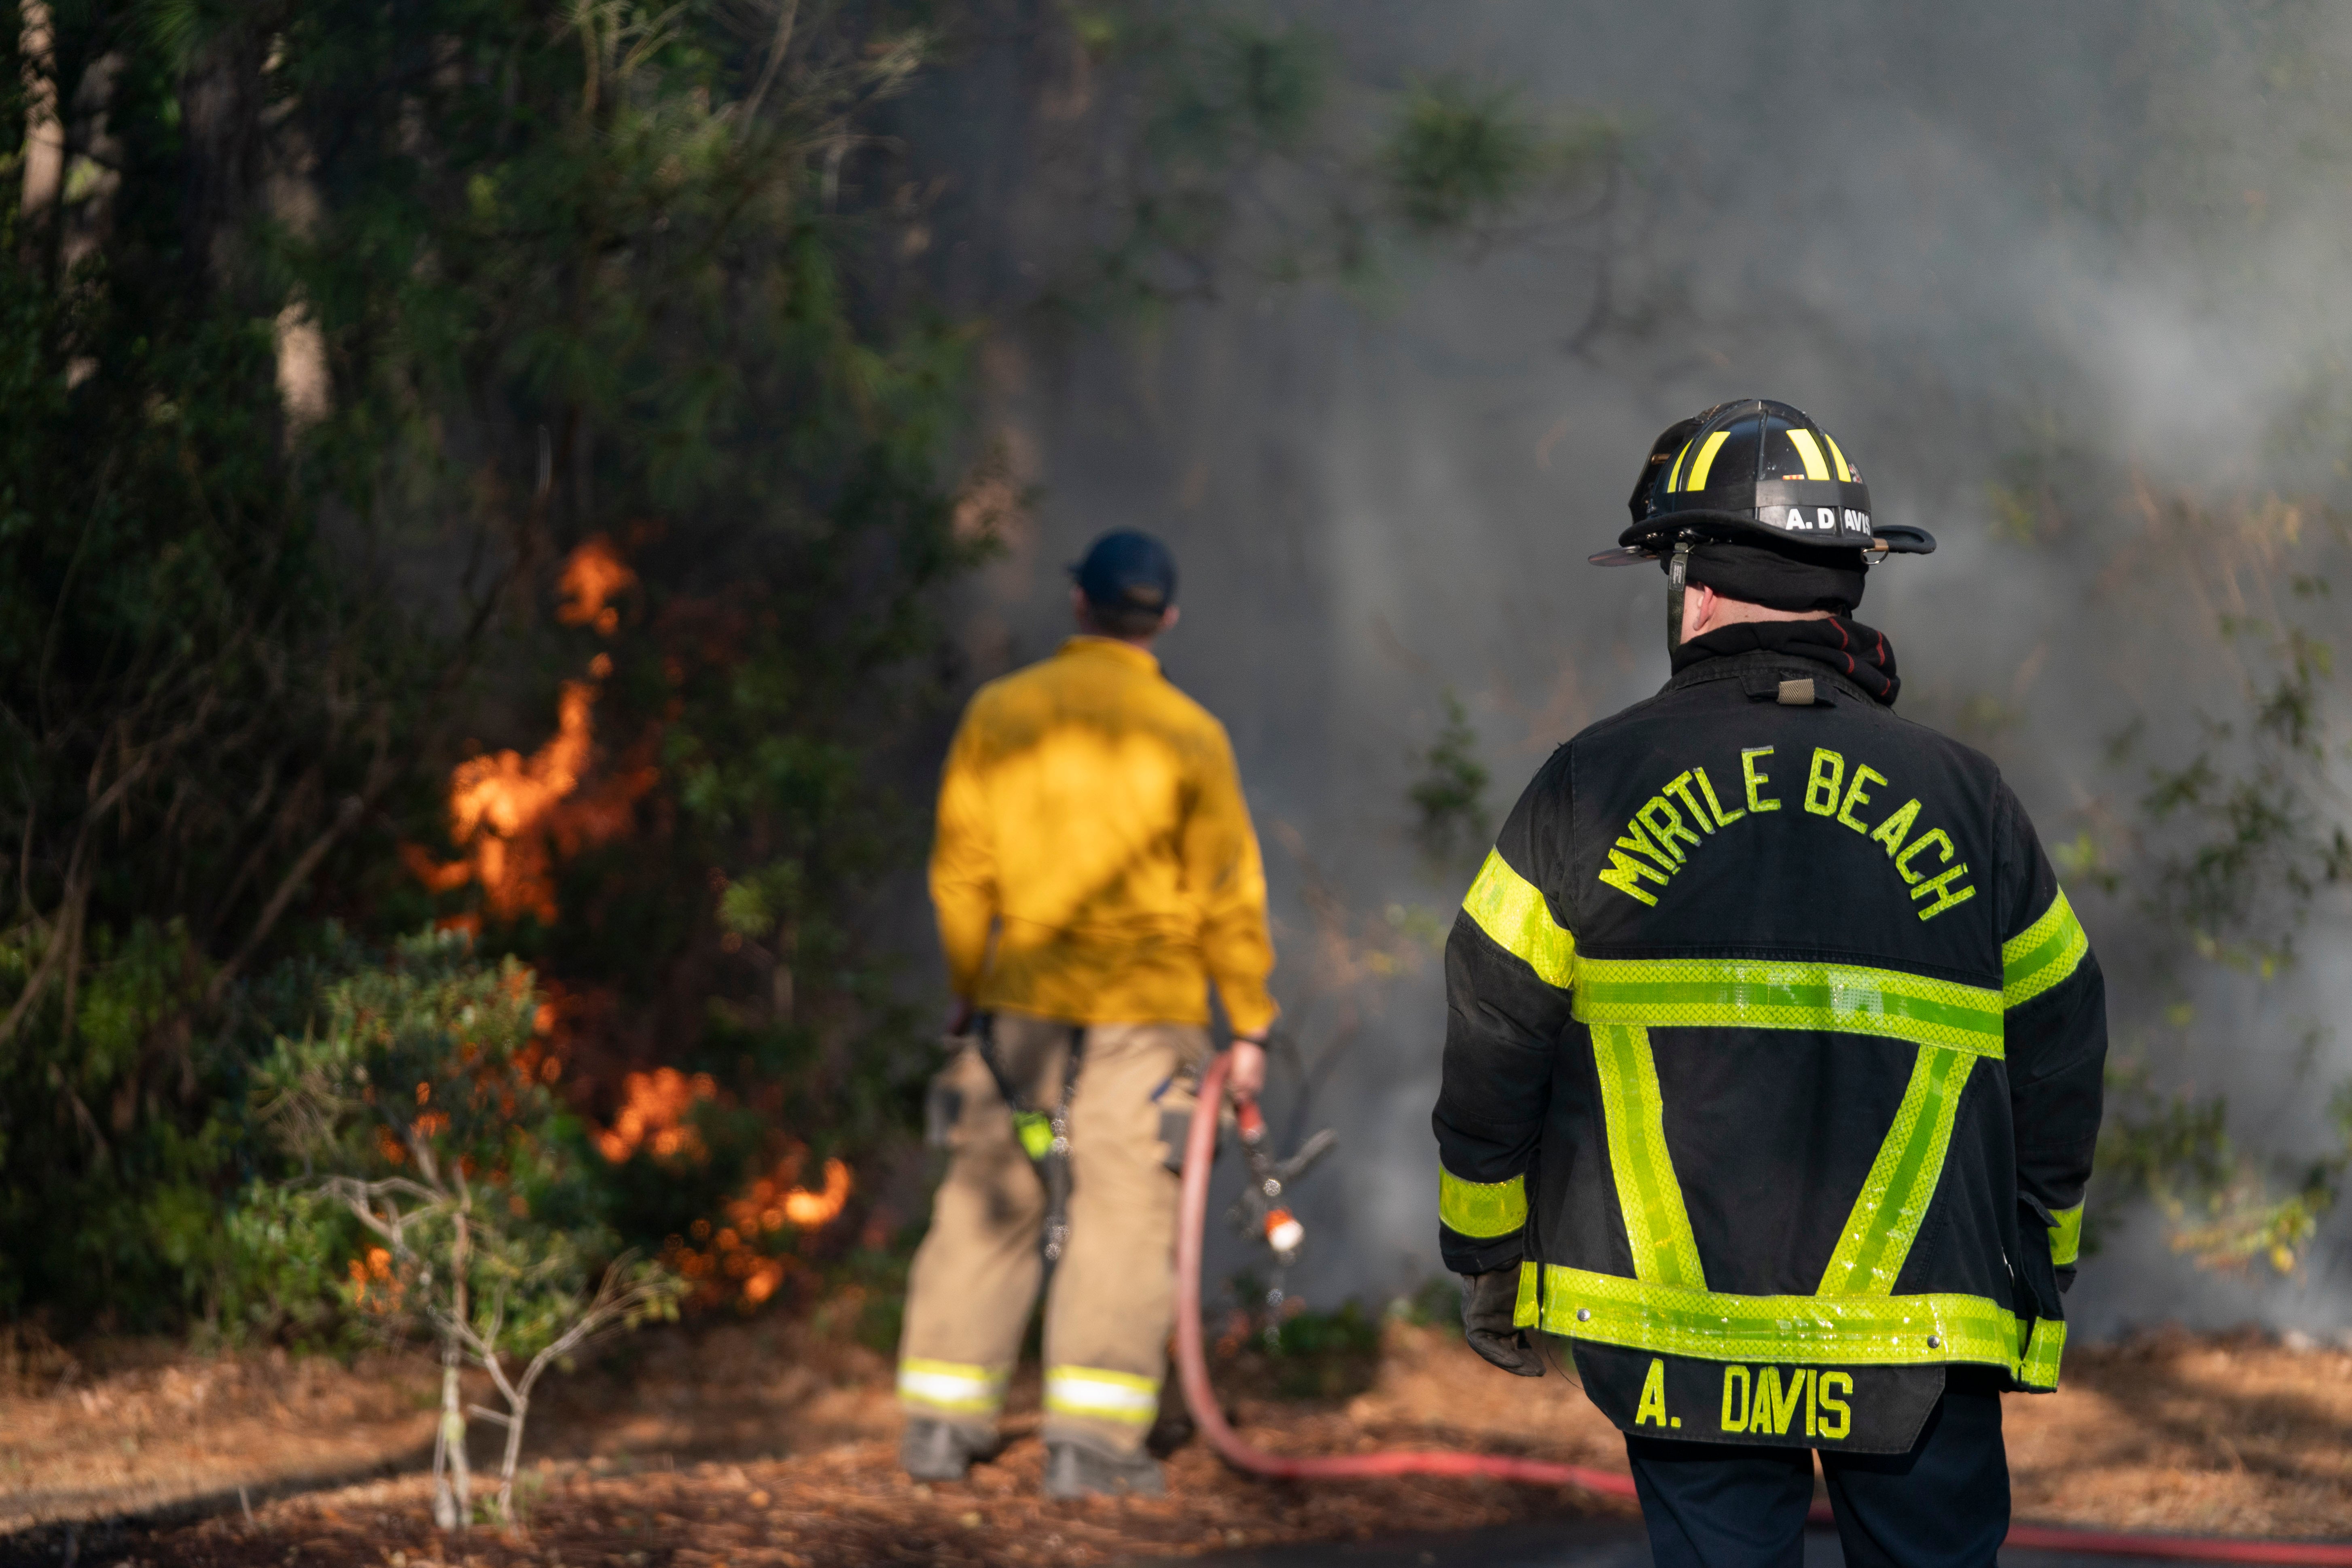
[{"x1": 1624, "y1": 1373, "x2": 2009, "y2": 1568}]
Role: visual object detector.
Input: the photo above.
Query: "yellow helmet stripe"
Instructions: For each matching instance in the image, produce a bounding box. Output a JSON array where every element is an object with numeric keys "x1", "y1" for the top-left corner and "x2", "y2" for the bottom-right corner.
[
  {"x1": 1683, "y1": 430, "x2": 1732, "y2": 491},
  {"x1": 1823, "y1": 433, "x2": 1852, "y2": 482},
  {"x1": 1665, "y1": 439, "x2": 1694, "y2": 492},
  {"x1": 1785, "y1": 428, "x2": 1832, "y2": 481}
]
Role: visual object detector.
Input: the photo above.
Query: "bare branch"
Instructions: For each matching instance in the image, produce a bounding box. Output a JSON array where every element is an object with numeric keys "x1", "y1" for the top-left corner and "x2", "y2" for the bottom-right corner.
[
  {"x1": 741, "y1": 0, "x2": 801, "y2": 126},
  {"x1": 0, "y1": 860, "x2": 84, "y2": 1046}
]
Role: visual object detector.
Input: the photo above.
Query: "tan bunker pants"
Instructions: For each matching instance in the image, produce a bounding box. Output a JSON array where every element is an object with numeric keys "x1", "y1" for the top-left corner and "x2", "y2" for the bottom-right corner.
[{"x1": 897, "y1": 1013, "x2": 1209, "y2": 1458}]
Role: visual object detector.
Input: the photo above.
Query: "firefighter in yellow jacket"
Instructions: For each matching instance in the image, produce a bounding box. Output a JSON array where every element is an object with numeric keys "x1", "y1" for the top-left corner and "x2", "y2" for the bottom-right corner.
[{"x1": 899, "y1": 530, "x2": 1277, "y2": 1498}]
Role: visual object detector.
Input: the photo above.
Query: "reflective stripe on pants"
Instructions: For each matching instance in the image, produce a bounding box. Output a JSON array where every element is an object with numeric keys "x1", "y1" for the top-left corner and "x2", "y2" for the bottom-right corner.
[
  {"x1": 1044, "y1": 1365, "x2": 1161, "y2": 1426},
  {"x1": 897, "y1": 1358, "x2": 1009, "y2": 1418}
]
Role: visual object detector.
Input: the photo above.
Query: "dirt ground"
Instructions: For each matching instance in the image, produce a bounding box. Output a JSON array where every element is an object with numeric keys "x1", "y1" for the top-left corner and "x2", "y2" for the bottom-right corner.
[{"x1": 5, "y1": 1318, "x2": 2351, "y2": 1566}]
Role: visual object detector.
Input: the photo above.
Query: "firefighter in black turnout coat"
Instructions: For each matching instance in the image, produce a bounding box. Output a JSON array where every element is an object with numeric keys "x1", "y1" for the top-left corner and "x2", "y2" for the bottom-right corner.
[{"x1": 1434, "y1": 400, "x2": 2106, "y2": 1568}]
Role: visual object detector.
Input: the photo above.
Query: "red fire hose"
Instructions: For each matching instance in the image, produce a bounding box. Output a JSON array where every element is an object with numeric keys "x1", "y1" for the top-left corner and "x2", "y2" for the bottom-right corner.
[{"x1": 1173, "y1": 1050, "x2": 2352, "y2": 1565}]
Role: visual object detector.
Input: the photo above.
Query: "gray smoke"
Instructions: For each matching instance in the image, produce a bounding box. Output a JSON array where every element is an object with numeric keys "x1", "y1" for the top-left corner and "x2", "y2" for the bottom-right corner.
[{"x1": 953, "y1": 2, "x2": 2352, "y2": 1338}]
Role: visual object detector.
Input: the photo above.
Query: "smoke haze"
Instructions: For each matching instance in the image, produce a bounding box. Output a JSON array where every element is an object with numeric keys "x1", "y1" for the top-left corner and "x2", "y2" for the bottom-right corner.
[{"x1": 943, "y1": 3, "x2": 2352, "y2": 1337}]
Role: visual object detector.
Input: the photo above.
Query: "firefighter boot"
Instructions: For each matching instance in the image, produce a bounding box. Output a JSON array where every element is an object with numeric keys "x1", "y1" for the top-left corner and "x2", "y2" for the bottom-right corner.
[
  {"x1": 901, "y1": 1418, "x2": 1003, "y2": 1483},
  {"x1": 1043, "y1": 1439, "x2": 1166, "y2": 1500}
]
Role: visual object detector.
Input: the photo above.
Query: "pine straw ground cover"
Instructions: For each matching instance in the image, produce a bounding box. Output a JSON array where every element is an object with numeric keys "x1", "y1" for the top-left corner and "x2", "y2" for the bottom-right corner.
[{"x1": 4, "y1": 1320, "x2": 2352, "y2": 1566}]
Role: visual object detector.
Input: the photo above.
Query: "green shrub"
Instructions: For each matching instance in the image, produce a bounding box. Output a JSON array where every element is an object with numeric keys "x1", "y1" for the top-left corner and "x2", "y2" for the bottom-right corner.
[{"x1": 252, "y1": 927, "x2": 678, "y2": 1530}]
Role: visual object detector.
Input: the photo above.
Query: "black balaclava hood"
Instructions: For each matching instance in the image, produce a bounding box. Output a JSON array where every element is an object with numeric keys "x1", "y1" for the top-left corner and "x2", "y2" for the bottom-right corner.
[{"x1": 1670, "y1": 534, "x2": 1867, "y2": 614}]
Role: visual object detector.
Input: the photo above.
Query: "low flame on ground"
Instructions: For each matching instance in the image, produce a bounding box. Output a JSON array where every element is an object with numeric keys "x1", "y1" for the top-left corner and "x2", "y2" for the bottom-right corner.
[
  {"x1": 594, "y1": 1067, "x2": 718, "y2": 1164},
  {"x1": 594, "y1": 1072, "x2": 854, "y2": 1305},
  {"x1": 739, "y1": 1157, "x2": 854, "y2": 1232},
  {"x1": 662, "y1": 1151, "x2": 855, "y2": 1307},
  {"x1": 400, "y1": 536, "x2": 854, "y2": 1310}
]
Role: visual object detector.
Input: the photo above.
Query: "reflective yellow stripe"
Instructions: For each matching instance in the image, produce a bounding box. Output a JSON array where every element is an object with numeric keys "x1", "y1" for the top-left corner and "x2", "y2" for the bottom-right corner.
[
  {"x1": 1440, "y1": 1168, "x2": 1527, "y2": 1239},
  {"x1": 1824, "y1": 433, "x2": 1852, "y2": 482},
  {"x1": 1533, "y1": 1264, "x2": 2022, "y2": 1370},
  {"x1": 1785, "y1": 428, "x2": 1832, "y2": 480},
  {"x1": 1592, "y1": 1023, "x2": 1707, "y2": 1288},
  {"x1": 2018, "y1": 1316, "x2": 2066, "y2": 1389},
  {"x1": 1044, "y1": 1365, "x2": 1160, "y2": 1424},
  {"x1": 1818, "y1": 1047, "x2": 1975, "y2": 1295},
  {"x1": 1549, "y1": 962, "x2": 2051, "y2": 1383},
  {"x1": 1665, "y1": 439, "x2": 1695, "y2": 492},
  {"x1": 2001, "y1": 888, "x2": 2089, "y2": 1009},
  {"x1": 2047, "y1": 1203, "x2": 2083, "y2": 1267},
  {"x1": 1573, "y1": 957, "x2": 2003, "y2": 1057},
  {"x1": 1514, "y1": 1259, "x2": 1539, "y2": 1329},
  {"x1": 898, "y1": 1358, "x2": 1009, "y2": 1416},
  {"x1": 1684, "y1": 430, "x2": 1733, "y2": 490},
  {"x1": 1461, "y1": 848, "x2": 1576, "y2": 989}
]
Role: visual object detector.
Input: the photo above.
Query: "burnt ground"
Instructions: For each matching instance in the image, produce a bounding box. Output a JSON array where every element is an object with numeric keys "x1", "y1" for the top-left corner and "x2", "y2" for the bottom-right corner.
[{"x1": 3, "y1": 1318, "x2": 2350, "y2": 1566}]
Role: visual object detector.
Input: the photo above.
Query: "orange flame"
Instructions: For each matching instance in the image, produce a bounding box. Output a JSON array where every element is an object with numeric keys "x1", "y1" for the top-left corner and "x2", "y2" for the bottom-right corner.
[
  {"x1": 724, "y1": 1153, "x2": 848, "y2": 1235},
  {"x1": 347, "y1": 1248, "x2": 404, "y2": 1315},
  {"x1": 782, "y1": 1160, "x2": 853, "y2": 1228},
  {"x1": 557, "y1": 536, "x2": 636, "y2": 635},
  {"x1": 742, "y1": 1258, "x2": 788, "y2": 1305},
  {"x1": 593, "y1": 1067, "x2": 716, "y2": 1164},
  {"x1": 403, "y1": 540, "x2": 657, "y2": 925},
  {"x1": 659, "y1": 1150, "x2": 854, "y2": 1308}
]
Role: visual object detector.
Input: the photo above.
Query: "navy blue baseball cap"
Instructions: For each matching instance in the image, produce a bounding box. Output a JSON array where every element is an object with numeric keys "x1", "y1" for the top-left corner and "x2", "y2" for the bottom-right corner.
[{"x1": 1069, "y1": 530, "x2": 1178, "y2": 614}]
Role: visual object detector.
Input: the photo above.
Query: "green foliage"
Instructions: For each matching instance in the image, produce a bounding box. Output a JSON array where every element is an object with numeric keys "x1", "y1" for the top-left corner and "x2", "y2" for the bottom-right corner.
[
  {"x1": 2100, "y1": 511, "x2": 2350, "y2": 981},
  {"x1": 255, "y1": 930, "x2": 560, "y2": 1203},
  {"x1": 1047, "y1": 8, "x2": 1602, "y2": 313},
  {"x1": 0, "y1": 915, "x2": 262, "y2": 1323},
  {"x1": 1409, "y1": 691, "x2": 1491, "y2": 872},
  {"x1": 215, "y1": 1185, "x2": 364, "y2": 1351},
  {"x1": 2098, "y1": 1058, "x2": 2237, "y2": 1208},
  {"x1": 1384, "y1": 82, "x2": 1541, "y2": 235},
  {"x1": 252, "y1": 927, "x2": 678, "y2": 1529},
  {"x1": 1266, "y1": 1297, "x2": 1381, "y2": 1360},
  {"x1": 1980, "y1": 461, "x2": 2352, "y2": 1277},
  {"x1": 275, "y1": 0, "x2": 992, "y2": 1248},
  {"x1": 0, "y1": 172, "x2": 422, "y2": 1320},
  {"x1": 2051, "y1": 829, "x2": 2121, "y2": 898},
  {"x1": 2100, "y1": 1054, "x2": 2337, "y2": 1276},
  {"x1": 1389, "y1": 1273, "x2": 1464, "y2": 1335},
  {"x1": 0, "y1": 0, "x2": 996, "y2": 1330},
  {"x1": 1223, "y1": 1273, "x2": 1382, "y2": 1400},
  {"x1": 0, "y1": 0, "x2": 1585, "y2": 1341}
]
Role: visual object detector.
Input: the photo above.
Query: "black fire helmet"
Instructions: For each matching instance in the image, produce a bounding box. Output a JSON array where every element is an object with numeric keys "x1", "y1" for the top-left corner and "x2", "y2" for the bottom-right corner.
[{"x1": 1590, "y1": 398, "x2": 1935, "y2": 566}]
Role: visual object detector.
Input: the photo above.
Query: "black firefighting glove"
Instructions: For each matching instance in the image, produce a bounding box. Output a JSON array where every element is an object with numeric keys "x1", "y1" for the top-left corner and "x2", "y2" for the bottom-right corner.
[{"x1": 1460, "y1": 1269, "x2": 1543, "y2": 1377}]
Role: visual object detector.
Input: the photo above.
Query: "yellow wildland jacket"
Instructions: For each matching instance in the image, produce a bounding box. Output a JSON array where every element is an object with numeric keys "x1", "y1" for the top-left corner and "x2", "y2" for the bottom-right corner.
[{"x1": 931, "y1": 637, "x2": 1278, "y2": 1033}]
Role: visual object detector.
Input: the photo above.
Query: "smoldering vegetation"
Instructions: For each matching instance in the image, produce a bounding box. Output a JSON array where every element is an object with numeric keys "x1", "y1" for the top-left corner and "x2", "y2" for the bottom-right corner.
[{"x1": 947, "y1": 3, "x2": 2352, "y2": 1334}]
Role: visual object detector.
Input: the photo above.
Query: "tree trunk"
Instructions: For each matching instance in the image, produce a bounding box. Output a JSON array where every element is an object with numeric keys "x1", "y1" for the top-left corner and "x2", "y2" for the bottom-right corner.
[
  {"x1": 433, "y1": 1202, "x2": 475, "y2": 1531},
  {"x1": 18, "y1": 1, "x2": 60, "y2": 218},
  {"x1": 176, "y1": 16, "x2": 266, "y2": 299},
  {"x1": 18, "y1": 0, "x2": 60, "y2": 279},
  {"x1": 494, "y1": 1388, "x2": 528, "y2": 1529},
  {"x1": 430, "y1": 1348, "x2": 465, "y2": 1530}
]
